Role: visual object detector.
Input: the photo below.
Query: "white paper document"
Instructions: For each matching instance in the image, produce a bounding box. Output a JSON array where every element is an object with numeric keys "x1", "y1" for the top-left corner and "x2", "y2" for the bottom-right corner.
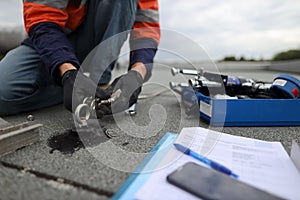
[{"x1": 135, "y1": 127, "x2": 300, "y2": 200}]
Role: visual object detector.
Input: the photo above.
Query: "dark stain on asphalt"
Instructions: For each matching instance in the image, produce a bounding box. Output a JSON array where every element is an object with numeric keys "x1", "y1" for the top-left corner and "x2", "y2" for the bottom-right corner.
[
  {"x1": 47, "y1": 126, "x2": 111, "y2": 155},
  {"x1": 47, "y1": 129, "x2": 83, "y2": 154}
]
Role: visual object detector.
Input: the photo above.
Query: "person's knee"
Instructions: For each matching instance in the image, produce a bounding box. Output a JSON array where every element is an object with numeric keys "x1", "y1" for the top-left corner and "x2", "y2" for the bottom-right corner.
[
  {"x1": 0, "y1": 71, "x2": 13, "y2": 100},
  {"x1": 0, "y1": 73, "x2": 38, "y2": 101},
  {"x1": 0, "y1": 46, "x2": 40, "y2": 101}
]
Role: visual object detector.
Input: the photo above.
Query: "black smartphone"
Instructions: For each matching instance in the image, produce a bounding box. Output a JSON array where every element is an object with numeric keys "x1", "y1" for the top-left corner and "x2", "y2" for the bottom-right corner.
[{"x1": 167, "y1": 162, "x2": 283, "y2": 200}]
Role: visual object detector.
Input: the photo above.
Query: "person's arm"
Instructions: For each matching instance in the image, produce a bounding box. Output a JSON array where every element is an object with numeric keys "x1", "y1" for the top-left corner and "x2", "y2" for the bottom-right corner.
[
  {"x1": 23, "y1": 22, "x2": 80, "y2": 84},
  {"x1": 99, "y1": 0, "x2": 161, "y2": 115},
  {"x1": 129, "y1": 0, "x2": 160, "y2": 82},
  {"x1": 22, "y1": 1, "x2": 111, "y2": 113},
  {"x1": 22, "y1": 0, "x2": 86, "y2": 83},
  {"x1": 59, "y1": 63, "x2": 78, "y2": 77},
  {"x1": 130, "y1": 62, "x2": 147, "y2": 80}
]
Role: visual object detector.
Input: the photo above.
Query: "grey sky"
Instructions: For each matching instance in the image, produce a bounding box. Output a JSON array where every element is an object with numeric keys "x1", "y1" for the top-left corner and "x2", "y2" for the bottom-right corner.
[
  {"x1": 0, "y1": 1, "x2": 23, "y2": 26},
  {"x1": 1, "y1": 0, "x2": 299, "y2": 60},
  {"x1": 159, "y1": 0, "x2": 300, "y2": 60}
]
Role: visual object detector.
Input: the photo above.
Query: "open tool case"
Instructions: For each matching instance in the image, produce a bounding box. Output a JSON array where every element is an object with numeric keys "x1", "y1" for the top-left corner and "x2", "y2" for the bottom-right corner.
[
  {"x1": 170, "y1": 68, "x2": 300, "y2": 127},
  {"x1": 197, "y1": 91, "x2": 300, "y2": 126}
]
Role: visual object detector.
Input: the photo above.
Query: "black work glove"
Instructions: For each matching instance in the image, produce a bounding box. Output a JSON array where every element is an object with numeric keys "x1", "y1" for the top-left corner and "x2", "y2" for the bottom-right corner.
[
  {"x1": 98, "y1": 70, "x2": 143, "y2": 116},
  {"x1": 62, "y1": 69, "x2": 110, "y2": 112}
]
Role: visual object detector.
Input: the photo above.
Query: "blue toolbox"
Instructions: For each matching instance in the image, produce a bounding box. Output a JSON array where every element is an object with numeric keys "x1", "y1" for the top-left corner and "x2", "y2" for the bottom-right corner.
[
  {"x1": 197, "y1": 91, "x2": 300, "y2": 126},
  {"x1": 170, "y1": 68, "x2": 300, "y2": 127}
]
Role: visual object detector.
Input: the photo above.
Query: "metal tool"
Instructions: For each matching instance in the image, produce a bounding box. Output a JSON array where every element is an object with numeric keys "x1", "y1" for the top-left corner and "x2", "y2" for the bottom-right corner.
[
  {"x1": 125, "y1": 103, "x2": 137, "y2": 116},
  {"x1": 171, "y1": 67, "x2": 276, "y2": 98},
  {"x1": 171, "y1": 67, "x2": 198, "y2": 76},
  {"x1": 170, "y1": 67, "x2": 300, "y2": 100},
  {"x1": 0, "y1": 120, "x2": 42, "y2": 156},
  {"x1": 96, "y1": 89, "x2": 122, "y2": 106},
  {"x1": 171, "y1": 67, "x2": 227, "y2": 96},
  {"x1": 74, "y1": 89, "x2": 121, "y2": 126},
  {"x1": 169, "y1": 82, "x2": 189, "y2": 95}
]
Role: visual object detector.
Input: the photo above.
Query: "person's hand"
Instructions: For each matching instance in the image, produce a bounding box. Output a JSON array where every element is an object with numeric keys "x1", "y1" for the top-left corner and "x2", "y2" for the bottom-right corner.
[
  {"x1": 98, "y1": 70, "x2": 143, "y2": 116},
  {"x1": 62, "y1": 69, "x2": 110, "y2": 112}
]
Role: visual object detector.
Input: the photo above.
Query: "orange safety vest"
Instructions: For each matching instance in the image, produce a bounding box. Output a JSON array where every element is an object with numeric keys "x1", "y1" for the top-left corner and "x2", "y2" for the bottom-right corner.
[{"x1": 23, "y1": 0, "x2": 160, "y2": 44}]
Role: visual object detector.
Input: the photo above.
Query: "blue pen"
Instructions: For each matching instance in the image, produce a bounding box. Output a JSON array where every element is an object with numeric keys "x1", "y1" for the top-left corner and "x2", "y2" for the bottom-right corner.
[{"x1": 174, "y1": 143, "x2": 239, "y2": 179}]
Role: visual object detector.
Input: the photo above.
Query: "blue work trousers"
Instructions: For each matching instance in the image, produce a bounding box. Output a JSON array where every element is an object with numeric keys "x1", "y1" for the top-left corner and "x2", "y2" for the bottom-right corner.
[{"x1": 0, "y1": 0, "x2": 137, "y2": 116}]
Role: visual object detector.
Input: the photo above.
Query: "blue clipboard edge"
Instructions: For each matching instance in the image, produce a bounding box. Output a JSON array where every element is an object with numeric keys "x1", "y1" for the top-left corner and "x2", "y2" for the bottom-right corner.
[{"x1": 111, "y1": 132, "x2": 178, "y2": 200}]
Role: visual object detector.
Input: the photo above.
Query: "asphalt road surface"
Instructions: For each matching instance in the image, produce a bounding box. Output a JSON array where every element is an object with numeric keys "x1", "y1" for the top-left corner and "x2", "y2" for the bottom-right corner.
[{"x1": 1, "y1": 62, "x2": 300, "y2": 199}]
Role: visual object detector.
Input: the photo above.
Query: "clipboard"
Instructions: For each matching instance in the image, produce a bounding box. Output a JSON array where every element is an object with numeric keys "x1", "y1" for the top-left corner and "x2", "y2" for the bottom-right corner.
[
  {"x1": 112, "y1": 128, "x2": 300, "y2": 200},
  {"x1": 112, "y1": 132, "x2": 178, "y2": 200}
]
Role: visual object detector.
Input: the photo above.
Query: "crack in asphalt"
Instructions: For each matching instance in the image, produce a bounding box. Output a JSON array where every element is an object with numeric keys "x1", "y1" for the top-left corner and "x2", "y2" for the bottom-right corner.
[{"x1": 0, "y1": 161, "x2": 114, "y2": 198}]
